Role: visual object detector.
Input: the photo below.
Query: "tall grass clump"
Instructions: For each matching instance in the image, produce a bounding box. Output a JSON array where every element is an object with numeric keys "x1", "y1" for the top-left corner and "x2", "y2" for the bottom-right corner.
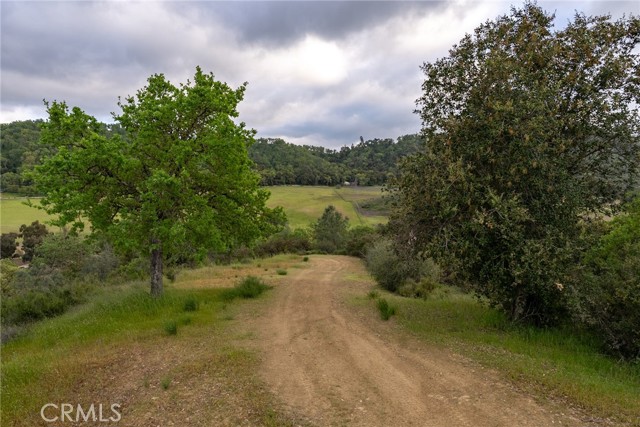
[
  {"x1": 183, "y1": 296, "x2": 199, "y2": 312},
  {"x1": 163, "y1": 320, "x2": 178, "y2": 336},
  {"x1": 223, "y1": 276, "x2": 272, "y2": 301},
  {"x1": 377, "y1": 298, "x2": 397, "y2": 320}
]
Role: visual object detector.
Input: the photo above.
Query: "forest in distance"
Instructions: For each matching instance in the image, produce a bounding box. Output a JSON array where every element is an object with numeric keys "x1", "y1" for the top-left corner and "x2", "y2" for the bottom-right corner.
[{"x1": 0, "y1": 119, "x2": 421, "y2": 195}]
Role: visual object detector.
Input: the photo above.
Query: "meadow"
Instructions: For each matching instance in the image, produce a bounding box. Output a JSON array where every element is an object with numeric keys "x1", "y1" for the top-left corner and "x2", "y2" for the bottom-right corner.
[
  {"x1": 0, "y1": 186, "x2": 387, "y2": 234},
  {"x1": 0, "y1": 198, "x2": 53, "y2": 234},
  {"x1": 265, "y1": 185, "x2": 387, "y2": 229}
]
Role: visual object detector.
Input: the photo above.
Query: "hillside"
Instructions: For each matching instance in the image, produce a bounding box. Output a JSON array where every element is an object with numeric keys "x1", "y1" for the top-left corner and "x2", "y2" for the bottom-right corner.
[{"x1": 0, "y1": 120, "x2": 420, "y2": 195}]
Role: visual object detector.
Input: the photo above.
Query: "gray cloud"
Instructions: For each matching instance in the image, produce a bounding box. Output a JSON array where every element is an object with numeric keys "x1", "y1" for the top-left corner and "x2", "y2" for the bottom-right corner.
[
  {"x1": 2, "y1": 1, "x2": 638, "y2": 149},
  {"x1": 172, "y1": 1, "x2": 446, "y2": 46}
]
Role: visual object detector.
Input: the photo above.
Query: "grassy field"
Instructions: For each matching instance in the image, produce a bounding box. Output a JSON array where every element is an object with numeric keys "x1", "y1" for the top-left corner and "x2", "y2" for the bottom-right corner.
[
  {"x1": 0, "y1": 186, "x2": 386, "y2": 234},
  {"x1": 265, "y1": 185, "x2": 387, "y2": 229},
  {"x1": 356, "y1": 285, "x2": 640, "y2": 425},
  {"x1": 0, "y1": 198, "x2": 54, "y2": 234},
  {"x1": 1, "y1": 254, "x2": 308, "y2": 426}
]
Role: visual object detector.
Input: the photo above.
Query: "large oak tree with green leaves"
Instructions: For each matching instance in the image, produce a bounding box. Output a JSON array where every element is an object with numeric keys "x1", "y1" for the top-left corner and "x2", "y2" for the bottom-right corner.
[
  {"x1": 33, "y1": 67, "x2": 285, "y2": 297},
  {"x1": 390, "y1": 4, "x2": 639, "y2": 325}
]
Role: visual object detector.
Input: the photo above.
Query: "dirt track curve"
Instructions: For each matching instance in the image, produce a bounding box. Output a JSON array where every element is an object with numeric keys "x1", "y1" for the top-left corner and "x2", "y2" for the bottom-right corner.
[{"x1": 254, "y1": 255, "x2": 585, "y2": 427}]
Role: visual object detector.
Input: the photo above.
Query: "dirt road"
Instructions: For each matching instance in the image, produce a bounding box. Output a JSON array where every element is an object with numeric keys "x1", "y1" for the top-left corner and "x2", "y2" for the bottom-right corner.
[{"x1": 254, "y1": 255, "x2": 583, "y2": 426}]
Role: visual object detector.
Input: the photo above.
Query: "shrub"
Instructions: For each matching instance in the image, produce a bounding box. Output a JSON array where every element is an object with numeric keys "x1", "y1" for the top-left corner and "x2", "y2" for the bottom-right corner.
[
  {"x1": 276, "y1": 269, "x2": 287, "y2": 275},
  {"x1": 223, "y1": 276, "x2": 272, "y2": 301},
  {"x1": 0, "y1": 259, "x2": 19, "y2": 298},
  {"x1": 365, "y1": 239, "x2": 406, "y2": 292},
  {"x1": 365, "y1": 238, "x2": 440, "y2": 294},
  {"x1": 0, "y1": 233, "x2": 18, "y2": 259},
  {"x1": 0, "y1": 235, "x2": 116, "y2": 326},
  {"x1": 1, "y1": 282, "x2": 90, "y2": 325},
  {"x1": 19, "y1": 221, "x2": 49, "y2": 262},
  {"x1": 377, "y1": 298, "x2": 397, "y2": 320},
  {"x1": 571, "y1": 197, "x2": 640, "y2": 359},
  {"x1": 31, "y1": 234, "x2": 89, "y2": 276},
  {"x1": 312, "y1": 205, "x2": 349, "y2": 254},
  {"x1": 303, "y1": 256, "x2": 309, "y2": 262},
  {"x1": 398, "y1": 277, "x2": 437, "y2": 299},
  {"x1": 367, "y1": 290, "x2": 379, "y2": 299},
  {"x1": 82, "y1": 243, "x2": 119, "y2": 280},
  {"x1": 345, "y1": 226, "x2": 378, "y2": 258},
  {"x1": 254, "y1": 228, "x2": 311, "y2": 257}
]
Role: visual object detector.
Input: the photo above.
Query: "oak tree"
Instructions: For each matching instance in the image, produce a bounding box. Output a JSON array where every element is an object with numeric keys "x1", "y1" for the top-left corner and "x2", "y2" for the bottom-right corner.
[
  {"x1": 33, "y1": 68, "x2": 285, "y2": 296},
  {"x1": 390, "y1": 4, "x2": 640, "y2": 324}
]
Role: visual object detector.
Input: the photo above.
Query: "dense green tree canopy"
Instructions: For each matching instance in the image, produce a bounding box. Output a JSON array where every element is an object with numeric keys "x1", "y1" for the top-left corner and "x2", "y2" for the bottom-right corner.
[
  {"x1": 33, "y1": 67, "x2": 285, "y2": 296},
  {"x1": 390, "y1": 4, "x2": 640, "y2": 324},
  {"x1": 249, "y1": 135, "x2": 421, "y2": 186},
  {"x1": 313, "y1": 205, "x2": 349, "y2": 254}
]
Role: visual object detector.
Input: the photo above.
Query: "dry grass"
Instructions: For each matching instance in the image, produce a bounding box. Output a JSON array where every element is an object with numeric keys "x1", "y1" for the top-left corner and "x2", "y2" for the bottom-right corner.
[{"x1": 1, "y1": 255, "x2": 311, "y2": 427}]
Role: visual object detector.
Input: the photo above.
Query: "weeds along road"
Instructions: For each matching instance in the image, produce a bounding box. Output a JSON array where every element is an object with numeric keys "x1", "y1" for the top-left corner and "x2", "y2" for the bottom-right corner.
[{"x1": 251, "y1": 255, "x2": 583, "y2": 427}]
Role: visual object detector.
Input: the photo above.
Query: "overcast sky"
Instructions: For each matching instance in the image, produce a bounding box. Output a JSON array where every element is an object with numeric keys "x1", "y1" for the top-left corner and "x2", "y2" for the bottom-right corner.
[{"x1": 1, "y1": 1, "x2": 638, "y2": 149}]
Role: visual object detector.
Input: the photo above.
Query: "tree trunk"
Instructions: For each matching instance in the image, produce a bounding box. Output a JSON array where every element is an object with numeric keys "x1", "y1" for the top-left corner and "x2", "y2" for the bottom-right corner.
[{"x1": 150, "y1": 240, "x2": 163, "y2": 298}]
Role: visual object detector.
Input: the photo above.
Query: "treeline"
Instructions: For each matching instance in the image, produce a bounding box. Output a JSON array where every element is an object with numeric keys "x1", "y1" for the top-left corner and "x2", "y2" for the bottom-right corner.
[
  {"x1": 0, "y1": 120, "x2": 421, "y2": 195},
  {"x1": 0, "y1": 120, "x2": 125, "y2": 195},
  {"x1": 249, "y1": 135, "x2": 421, "y2": 186}
]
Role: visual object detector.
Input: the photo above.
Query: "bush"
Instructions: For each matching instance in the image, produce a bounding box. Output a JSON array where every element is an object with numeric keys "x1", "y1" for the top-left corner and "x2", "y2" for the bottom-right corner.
[
  {"x1": 398, "y1": 277, "x2": 437, "y2": 299},
  {"x1": 0, "y1": 235, "x2": 117, "y2": 326},
  {"x1": 223, "y1": 276, "x2": 272, "y2": 301},
  {"x1": 276, "y1": 269, "x2": 287, "y2": 275},
  {"x1": 365, "y1": 239, "x2": 406, "y2": 292},
  {"x1": 313, "y1": 205, "x2": 349, "y2": 254},
  {"x1": 0, "y1": 233, "x2": 18, "y2": 259},
  {"x1": 345, "y1": 226, "x2": 378, "y2": 258},
  {"x1": 31, "y1": 234, "x2": 88, "y2": 275},
  {"x1": 0, "y1": 259, "x2": 19, "y2": 298},
  {"x1": 365, "y1": 238, "x2": 441, "y2": 294},
  {"x1": 254, "y1": 228, "x2": 311, "y2": 257},
  {"x1": 571, "y1": 197, "x2": 640, "y2": 359},
  {"x1": 1, "y1": 282, "x2": 90, "y2": 325},
  {"x1": 19, "y1": 221, "x2": 49, "y2": 262}
]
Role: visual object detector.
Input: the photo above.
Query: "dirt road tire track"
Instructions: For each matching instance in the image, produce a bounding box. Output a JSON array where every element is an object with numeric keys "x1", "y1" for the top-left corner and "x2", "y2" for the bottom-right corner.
[{"x1": 254, "y1": 255, "x2": 584, "y2": 426}]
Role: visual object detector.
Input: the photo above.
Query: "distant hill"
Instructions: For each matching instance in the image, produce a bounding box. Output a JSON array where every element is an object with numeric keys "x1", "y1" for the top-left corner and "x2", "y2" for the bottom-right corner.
[
  {"x1": 250, "y1": 134, "x2": 422, "y2": 186},
  {"x1": 0, "y1": 119, "x2": 421, "y2": 194}
]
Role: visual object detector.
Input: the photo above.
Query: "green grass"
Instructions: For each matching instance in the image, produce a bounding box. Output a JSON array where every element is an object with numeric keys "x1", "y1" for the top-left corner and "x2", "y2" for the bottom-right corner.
[
  {"x1": 265, "y1": 186, "x2": 387, "y2": 229},
  {"x1": 0, "y1": 186, "x2": 388, "y2": 233},
  {"x1": 371, "y1": 285, "x2": 640, "y2": 424},
  {"x1": 0, "y1": 198, "x2": 54, "y2": 234},
  {"x1": 0, "y1": 186, "x2": 387, "y2": 233},
  {"x1": 1, "y1": 275, "x2": 296, "y2": 426}
]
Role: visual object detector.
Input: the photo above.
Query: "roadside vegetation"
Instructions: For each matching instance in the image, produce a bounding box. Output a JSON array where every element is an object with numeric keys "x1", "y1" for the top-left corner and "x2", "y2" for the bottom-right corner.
[
  {"x1": 1, "y1": 255, "x2": 307, "y2": 426},
  {"x1": 358, "y1": 286, "x2": 640, "y2": 424}
]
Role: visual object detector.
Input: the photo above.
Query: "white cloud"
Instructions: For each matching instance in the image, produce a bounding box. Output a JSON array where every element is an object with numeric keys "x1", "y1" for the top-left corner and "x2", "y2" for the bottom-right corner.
[{"x1": 261, "y1": 35, "x2": 349, "y2": 86}]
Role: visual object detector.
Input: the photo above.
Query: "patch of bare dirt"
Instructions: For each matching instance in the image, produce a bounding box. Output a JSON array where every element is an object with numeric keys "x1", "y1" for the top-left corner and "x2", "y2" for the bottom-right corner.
[{"x1": 251, "y1": 255, "x2": 588, "y2": 426}]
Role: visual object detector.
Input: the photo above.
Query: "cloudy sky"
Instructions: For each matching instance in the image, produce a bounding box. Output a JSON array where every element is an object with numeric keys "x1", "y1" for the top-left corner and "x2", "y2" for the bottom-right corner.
[{"x1": 1, "y1": 1, "x2": 638, "y2": 149}]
